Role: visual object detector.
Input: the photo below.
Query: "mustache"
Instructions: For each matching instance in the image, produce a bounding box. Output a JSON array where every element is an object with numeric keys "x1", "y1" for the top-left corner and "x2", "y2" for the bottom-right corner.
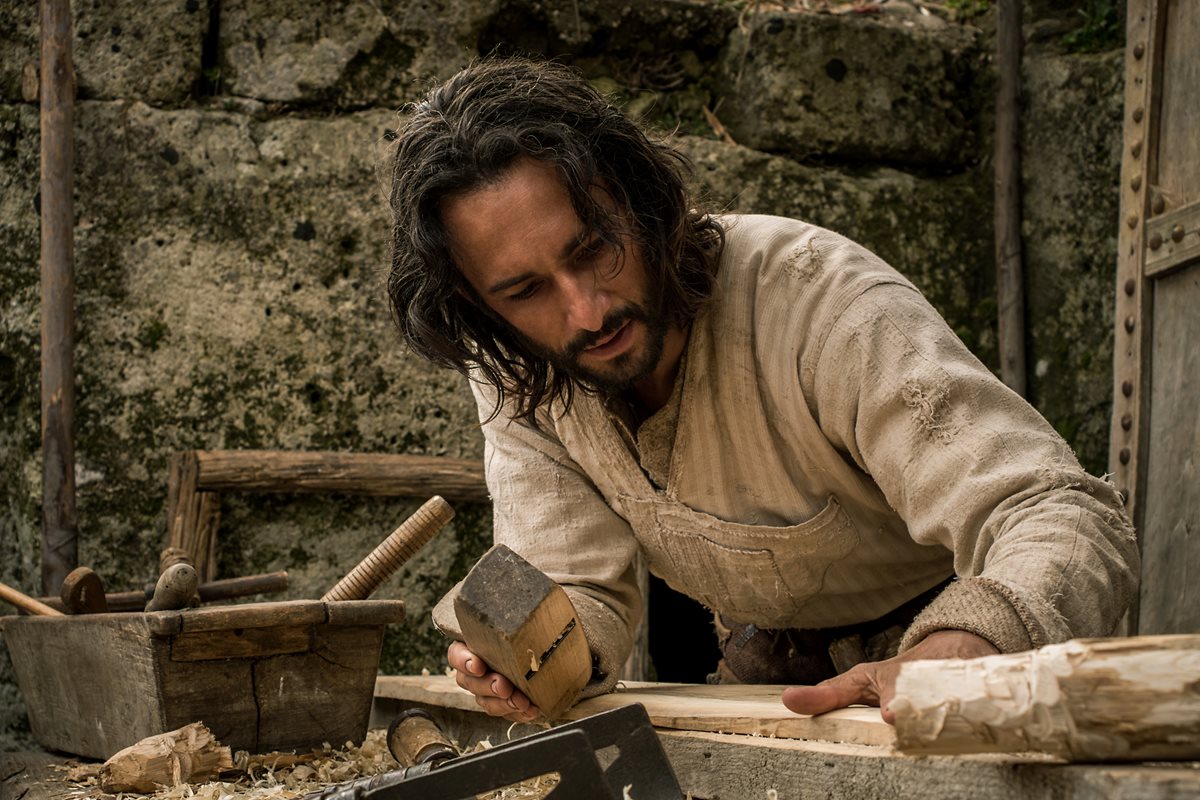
[{"x1": 563, "y1": 305, "x2": 648, "y2": 360}]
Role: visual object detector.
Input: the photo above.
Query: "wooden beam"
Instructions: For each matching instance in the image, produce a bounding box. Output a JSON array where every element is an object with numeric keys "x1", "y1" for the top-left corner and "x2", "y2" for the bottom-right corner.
[
  {"x1": 994, "y1": 0, "x2": 1026, "y2": 395},
  {"x1": 192, "y1": 450, "x2": 489, "y2": 503},
  {"x1": 38, "y1": 0, "x2": 77, "y2": 596}
]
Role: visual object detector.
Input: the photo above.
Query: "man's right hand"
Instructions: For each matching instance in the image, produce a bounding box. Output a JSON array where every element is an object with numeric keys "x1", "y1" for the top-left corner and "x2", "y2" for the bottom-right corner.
[{"x1": 447, "y1": 641, "x2": 540, "y2": 723}]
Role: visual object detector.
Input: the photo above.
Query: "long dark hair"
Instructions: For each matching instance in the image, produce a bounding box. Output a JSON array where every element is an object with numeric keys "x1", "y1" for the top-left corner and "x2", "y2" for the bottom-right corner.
[{"x1": 387, "y1": 57, "x2": 724, "y2": 423}]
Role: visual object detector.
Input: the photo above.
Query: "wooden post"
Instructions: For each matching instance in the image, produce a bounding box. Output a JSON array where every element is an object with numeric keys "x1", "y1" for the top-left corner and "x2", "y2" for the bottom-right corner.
[
  {"x1": 995, "y1": 0, "x2": 1026, "y2": 395},
  {"x1": 39, "y1": 0, "x2": 77, "y2": 595}
]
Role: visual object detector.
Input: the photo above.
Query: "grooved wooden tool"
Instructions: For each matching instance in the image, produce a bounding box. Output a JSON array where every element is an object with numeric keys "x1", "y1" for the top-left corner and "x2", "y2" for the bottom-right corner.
[{"x1": 322, "y1": 496, "x2": 454, "y2": 602}]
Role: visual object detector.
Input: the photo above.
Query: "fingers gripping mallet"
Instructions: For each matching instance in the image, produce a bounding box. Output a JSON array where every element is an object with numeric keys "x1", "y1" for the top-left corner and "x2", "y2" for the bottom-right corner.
[{"x1": 454, "y1": 544, "x2": 592, "y2": 720}]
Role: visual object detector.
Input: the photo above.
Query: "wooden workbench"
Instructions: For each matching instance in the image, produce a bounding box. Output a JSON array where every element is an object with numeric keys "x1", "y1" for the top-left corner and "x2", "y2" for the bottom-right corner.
[{"x1": 372, "y1": 675, "x2": 1200, "y2": 800}]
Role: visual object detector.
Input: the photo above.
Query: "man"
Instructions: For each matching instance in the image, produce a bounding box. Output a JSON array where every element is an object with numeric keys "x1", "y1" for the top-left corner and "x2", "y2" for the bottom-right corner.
[{"x1": 386, "y1": 57, "x2": 1138, "y2": 724}]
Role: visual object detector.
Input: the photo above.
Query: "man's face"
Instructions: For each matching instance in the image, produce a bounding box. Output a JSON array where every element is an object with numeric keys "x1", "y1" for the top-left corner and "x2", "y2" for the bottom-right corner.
[{"x1": 441, "y1": 157, "x2": 668, "y2": 394}]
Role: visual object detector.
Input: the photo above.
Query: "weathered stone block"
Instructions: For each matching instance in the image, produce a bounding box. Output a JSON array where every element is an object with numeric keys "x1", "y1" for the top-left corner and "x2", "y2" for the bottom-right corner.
[
  {"x1": 0, "y1": 0, "x2": 210, "y2": 105},
  {"x1": 218, "y1": 0, "x2": 488, "y2": 107},
  {"x1": 715, "y1": 9, "x2": 980, "y2": 167},
  {"x1": 677, "y1": 135, "x2": 994, "y2": 360}
]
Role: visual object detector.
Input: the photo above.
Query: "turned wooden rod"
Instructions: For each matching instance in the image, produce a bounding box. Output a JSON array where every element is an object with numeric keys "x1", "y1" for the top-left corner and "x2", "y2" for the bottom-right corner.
[
  {"x1": 39, "y1": 0, "x2": 77, "y2": 595},
  {"x1": 38, "y1": 570, "x2": 290, "y2": 613},
  {"x1": 995, "y1": 0, "x2": 1026, "y2": 396},
  {"x1": 191, "y1": 450, "x2": 489, "y2": 503}
]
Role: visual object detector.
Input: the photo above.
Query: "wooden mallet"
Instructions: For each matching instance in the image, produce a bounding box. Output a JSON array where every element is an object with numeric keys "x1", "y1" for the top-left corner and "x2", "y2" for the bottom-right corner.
[{"x1": 453, "y1": 544, "x2": 592, "y2": 720}]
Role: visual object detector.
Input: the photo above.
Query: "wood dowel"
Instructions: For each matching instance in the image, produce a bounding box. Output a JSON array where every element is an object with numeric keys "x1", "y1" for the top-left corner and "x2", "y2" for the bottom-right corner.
[
  {"x1": 1, "y1": 580, "x2": 66, "y2": 616},
  {"x1": 192, "y1": 451, "x2": 488, "y2": 503}
]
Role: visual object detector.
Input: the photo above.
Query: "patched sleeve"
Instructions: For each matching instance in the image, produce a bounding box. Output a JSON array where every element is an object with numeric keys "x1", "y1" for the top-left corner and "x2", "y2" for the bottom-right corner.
[
  {"x1": 455, "y1": 380, "x2": 641, "y2": 697},
  {"x1": 808, "y1": 282, "x2": 1139, "y2": 653}
]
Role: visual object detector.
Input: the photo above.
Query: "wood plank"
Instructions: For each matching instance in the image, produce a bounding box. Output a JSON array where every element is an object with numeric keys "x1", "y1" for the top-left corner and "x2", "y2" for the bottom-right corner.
[
  {"x1": 1139, "y1": 266, "x2": 1200, "y2": 634},
  {"x1": 325, "y1": 599, "x2": 406, "y2": 626},
  {"x1": 2, "y1": 615, "x2": 165, "y2": 759},
  {"x1": 0, "y1": 751, "x2": 74, "y2": 800},
  {"x1": 1108, "y1": 0, "x2": 1159, "y2": 548},
  {"x1": 170, "y1": 625, "x2": 313, "y2": 662},
  {"x1": 1155, "y1": 0, "x2": 1200, "y2": 204},
  {"x1": 1145, "y1": 199, "x2": 1200, "y2": 277},
  {"x1": 253, "y1": 625, "x2": 384, "y2": 751},
  {"x1": 374, "y1": 675, "x2": 894, "y2": 746},
  {"x1": 193, "y1": 450, "x2": 489, "y2": 503},
  {"x1": 171, "y1": 600, "x2": 328, "y2": 633}
]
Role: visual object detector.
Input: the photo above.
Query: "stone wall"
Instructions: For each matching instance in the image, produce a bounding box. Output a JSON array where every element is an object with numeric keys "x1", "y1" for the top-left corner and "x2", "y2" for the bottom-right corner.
[{"x1": 0, "y1": 0, "x2": 1124, "y2": 749}]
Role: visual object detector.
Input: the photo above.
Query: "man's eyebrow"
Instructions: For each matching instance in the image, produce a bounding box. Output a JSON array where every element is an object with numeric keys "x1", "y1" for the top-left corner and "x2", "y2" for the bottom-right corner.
[{"x1": 484, "y1": 228, "x2": 592, "y2": 295}]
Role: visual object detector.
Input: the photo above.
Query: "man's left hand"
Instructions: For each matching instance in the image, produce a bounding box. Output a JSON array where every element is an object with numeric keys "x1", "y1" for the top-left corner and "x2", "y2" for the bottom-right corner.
[{"x1": 780, "y1": 630, "x2": 999, "y2": 724}]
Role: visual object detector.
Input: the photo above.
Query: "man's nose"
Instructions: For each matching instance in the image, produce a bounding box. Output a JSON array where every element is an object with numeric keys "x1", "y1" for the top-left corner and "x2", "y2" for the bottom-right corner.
[{"x1": 560, "y1": 272, "x2": 608, "y2": 332}]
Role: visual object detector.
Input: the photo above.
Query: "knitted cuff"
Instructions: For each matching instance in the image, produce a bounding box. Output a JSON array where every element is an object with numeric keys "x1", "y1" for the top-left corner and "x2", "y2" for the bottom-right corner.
[
  {"x1": 898, "y1": 576, "x2": 1044, "y2": 655},
  {"x1": 566, "y1": 589, "x2": 628, "y2": 700}
]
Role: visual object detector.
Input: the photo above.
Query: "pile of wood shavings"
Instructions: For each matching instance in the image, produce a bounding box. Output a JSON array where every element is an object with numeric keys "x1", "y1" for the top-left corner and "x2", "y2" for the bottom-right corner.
[{"x1": 55, "y1": 729, "x2": 560, "y2": 800}]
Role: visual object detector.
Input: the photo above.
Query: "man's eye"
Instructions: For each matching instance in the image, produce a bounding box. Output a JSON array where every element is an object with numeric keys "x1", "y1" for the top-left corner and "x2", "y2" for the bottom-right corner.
[{"x1": 510, "y1": 283, "x2": 539, "y2": 301}]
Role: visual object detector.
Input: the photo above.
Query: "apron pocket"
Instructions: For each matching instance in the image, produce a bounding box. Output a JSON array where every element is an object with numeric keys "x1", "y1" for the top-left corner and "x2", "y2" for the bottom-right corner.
[{"x1": 615, "y1": 493, "x2": 860, "y2": 626}]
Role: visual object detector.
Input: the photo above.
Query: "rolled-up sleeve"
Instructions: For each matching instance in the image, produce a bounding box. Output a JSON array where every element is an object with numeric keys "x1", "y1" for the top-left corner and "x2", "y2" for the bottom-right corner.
[{"x1": 470, "y1": 381, "x2": 641, "y2": 695}]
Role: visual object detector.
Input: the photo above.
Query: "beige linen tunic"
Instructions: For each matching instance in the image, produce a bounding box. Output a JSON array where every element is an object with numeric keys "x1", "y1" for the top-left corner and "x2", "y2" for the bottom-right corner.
[{"x1": 456, "y1": 214, "x2": 1138, "y2": 695}]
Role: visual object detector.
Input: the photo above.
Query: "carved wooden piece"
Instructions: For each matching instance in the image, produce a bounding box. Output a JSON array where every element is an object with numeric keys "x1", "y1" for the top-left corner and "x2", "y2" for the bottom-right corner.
[
  {"x1": 59, "y1": 566, "x2": 107, "y2": 613},
  {"x1": 891, "y1": 635, "x2": 1200, "y2": 761},
  {"x1": 322, "y1": 496, "x2": 454, "y2": 601},
  {"x1": 453, "y1": 545, "x2": 591, "y2": 721},
  {"x1": 99, "y1": 722, "x2": 233, "y2": 793},
  {"x1": 144, "y1": 563, "x2": 200, "y2": 612},
  {"x1": 0, "y1": 600, "x2": 404, "y2": 759}
]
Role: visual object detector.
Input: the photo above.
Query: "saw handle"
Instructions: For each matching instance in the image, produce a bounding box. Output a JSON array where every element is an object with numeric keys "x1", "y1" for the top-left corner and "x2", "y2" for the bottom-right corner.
[
  {"x1": 322, "y1": 496, "x2": 454, "y2": 602},
  {"x1": 0, "y1": 580, "x2": 66, "y2": 616}
]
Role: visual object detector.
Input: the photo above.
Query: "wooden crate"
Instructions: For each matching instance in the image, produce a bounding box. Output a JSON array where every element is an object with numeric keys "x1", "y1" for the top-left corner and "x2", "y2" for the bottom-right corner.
[{"x1": 0, "y1": 599, "x2": 404, "y2": 759}]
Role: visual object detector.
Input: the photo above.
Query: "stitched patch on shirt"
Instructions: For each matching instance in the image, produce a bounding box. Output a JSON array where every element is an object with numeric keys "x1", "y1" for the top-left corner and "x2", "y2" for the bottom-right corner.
[
  {"x1": 901, "y1": 379, "x2": 955, "y2": 443},
  {"x1": 781, "y1": 239, "x2": 822, "y2": 281}
]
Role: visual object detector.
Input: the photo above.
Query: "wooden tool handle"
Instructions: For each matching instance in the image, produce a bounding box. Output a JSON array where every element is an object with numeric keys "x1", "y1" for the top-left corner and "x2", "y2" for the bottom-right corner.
[
  {"x1": 386, "y1": 709, "x2": 457, "y2": 767},
  {"x1": 0, "y1": 580, "x2": 66, "y2": 616},
  {"x1": 321, "y1": 496, "x2": 454, "y2": 602}
]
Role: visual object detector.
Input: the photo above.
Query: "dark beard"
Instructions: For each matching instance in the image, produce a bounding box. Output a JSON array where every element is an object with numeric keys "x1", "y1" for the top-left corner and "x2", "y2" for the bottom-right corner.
[{"x1": 534, "y1": 303, "x2": 670, "y2": 395}]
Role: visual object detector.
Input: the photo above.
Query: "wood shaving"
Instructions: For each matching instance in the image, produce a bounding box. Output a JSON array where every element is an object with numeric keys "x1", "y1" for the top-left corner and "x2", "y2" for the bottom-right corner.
[{"x1": 56, "y1": 729, "x2": 561, "y2": 800}]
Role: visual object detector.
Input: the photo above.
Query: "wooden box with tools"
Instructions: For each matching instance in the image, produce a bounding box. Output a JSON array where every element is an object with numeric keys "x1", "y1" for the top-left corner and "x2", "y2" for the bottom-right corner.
[{"x1": 0, "y1": 599, "x2": 405, "y2": 760}]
